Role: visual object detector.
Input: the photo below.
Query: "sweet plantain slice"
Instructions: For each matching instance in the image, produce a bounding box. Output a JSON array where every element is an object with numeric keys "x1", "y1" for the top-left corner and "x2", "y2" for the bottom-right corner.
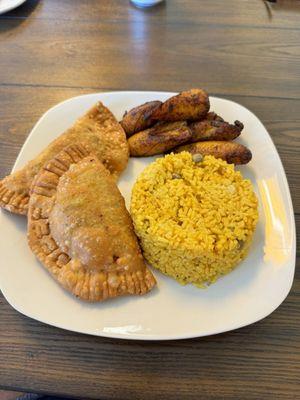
[
  {"x1": 151, "y1": 89, "x2": 210, "y2": 122},
  {"x1": 206, "y1": 112, "x2": 224, "y2": 122},
  {"x1": 128, "y1": 121, "x2": 192, "y2": 157},
  {"x1": 121, "y1": 101, "x2": 162, "y2": 137},
  {"x1": 189, "y1": 118, "x2": 244, "y2": 142},
  {"x1": 174, "y1": 141, "x2": 252, "y2": 165}
]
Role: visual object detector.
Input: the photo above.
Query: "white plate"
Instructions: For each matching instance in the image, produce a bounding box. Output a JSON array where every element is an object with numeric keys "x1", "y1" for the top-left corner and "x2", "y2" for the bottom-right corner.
[
  {"x1": 0, "y1": 0, "x2": 26, "y2": 15},
  {"x1": 0, "y1": 92, "x2": 296, "y2": 340}
]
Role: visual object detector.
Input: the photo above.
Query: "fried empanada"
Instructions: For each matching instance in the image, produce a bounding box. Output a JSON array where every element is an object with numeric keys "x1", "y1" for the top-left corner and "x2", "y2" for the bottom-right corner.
[
  {"x1": 27, "y1": 144, "x2": 156, "y2": 302},
  {"x1": 0, "y1": 102, "x2": 129, "y2": 215}
]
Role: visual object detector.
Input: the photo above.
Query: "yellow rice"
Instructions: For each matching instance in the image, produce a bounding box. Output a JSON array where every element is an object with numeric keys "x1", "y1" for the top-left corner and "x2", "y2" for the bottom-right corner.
[{"x1": 130, "y1": 152, "x2": 258, "y2": 287}]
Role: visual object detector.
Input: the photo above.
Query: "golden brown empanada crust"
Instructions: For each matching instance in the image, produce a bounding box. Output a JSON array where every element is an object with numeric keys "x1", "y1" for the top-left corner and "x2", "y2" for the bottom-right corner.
[
  {"x1": 27, "y1": 143, "x2": 156, "y2": 302},
  {"x1": 0, "y1": 102, "x2": 129, "y2": 215}
]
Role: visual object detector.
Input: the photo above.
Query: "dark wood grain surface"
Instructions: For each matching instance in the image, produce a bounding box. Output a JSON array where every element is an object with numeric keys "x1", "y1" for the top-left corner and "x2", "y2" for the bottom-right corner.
[{"x1": 0, "y1": 1, "x2": 299, "y2": 399}]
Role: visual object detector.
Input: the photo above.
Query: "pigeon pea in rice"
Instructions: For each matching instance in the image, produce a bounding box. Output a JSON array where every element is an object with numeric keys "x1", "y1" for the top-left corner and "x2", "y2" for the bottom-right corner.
[{"x1": 130, "y1": 152, "x2": 258, "y2": 287}]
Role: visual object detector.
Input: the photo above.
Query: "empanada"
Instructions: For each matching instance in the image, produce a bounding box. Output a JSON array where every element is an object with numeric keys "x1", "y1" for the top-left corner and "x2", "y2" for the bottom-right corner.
[
  {"x1": 27, "y1": 143, "x2": 156, "y2": 301},
  {"x1": 0, "y1": 102, "x2": 129, "y2": 215}
]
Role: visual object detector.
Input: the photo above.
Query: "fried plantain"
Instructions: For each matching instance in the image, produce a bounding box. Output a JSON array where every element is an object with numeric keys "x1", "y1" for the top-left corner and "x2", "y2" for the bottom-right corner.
[
  {"x1": 189, "y1": 118, "x2": 243, "y2": 142},
  {"x1": 151, "y1": 89, "x2": 210, "y2": 122},
  {"x1": 174, "y1": 141, "x2": 252, "y2": 165},
  {"x1": 206, "y1": 112, "x2": 224, "y2": 122},
  {"x1": 121, "y1": 101, "x2": 162, "y2": 137},
  {"x1": 128, "y1": 121, "x2": 192, "y2": 157}
]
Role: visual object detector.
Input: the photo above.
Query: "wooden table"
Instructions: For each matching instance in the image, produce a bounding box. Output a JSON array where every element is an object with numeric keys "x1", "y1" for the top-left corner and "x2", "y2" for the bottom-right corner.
[{"x1": 0, "y1": 1, "x2": 299, "y2": 399}]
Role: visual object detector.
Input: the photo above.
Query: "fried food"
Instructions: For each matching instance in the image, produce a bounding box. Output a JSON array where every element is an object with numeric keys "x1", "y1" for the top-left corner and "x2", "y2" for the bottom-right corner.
[
  {"x1": 189, "y1": 118, "x2": 244, "y2": 142},
  {"x1": 128, "y1": 121, "x2": 192, "y2": 157},
  {"x1": 27, "y1": 143, "x2": 156, "y2": 302},
  {"x1": 121, "y1": 101, "x2": 162, "y2": 137},
  {"x1": 206, "y1": 112, "x2": 224, "y2": 122},
  {"x1": 174, "y1": 141, "x2": 252, "y2": 165},
  {"x1": 0, "y1": 102, "x2": 129, "y2": 215},
  {"x1": 151, "y1": 89, "x2": 210, "y2": 122}
]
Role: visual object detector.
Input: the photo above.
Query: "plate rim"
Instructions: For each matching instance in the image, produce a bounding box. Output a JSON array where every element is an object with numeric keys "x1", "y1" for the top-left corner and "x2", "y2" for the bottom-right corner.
[
  {"x1": 1, "y1": 91, "x2": 296, "y2": 340},
  {"x1": 0, "y1": 0, "x2": 27, "y2": 15}
]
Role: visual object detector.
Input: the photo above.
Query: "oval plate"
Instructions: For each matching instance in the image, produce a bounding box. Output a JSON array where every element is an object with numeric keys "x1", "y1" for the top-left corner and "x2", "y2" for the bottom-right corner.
[{"x1": 0, "y1": 92, "x2": 296, "y2": 340}]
